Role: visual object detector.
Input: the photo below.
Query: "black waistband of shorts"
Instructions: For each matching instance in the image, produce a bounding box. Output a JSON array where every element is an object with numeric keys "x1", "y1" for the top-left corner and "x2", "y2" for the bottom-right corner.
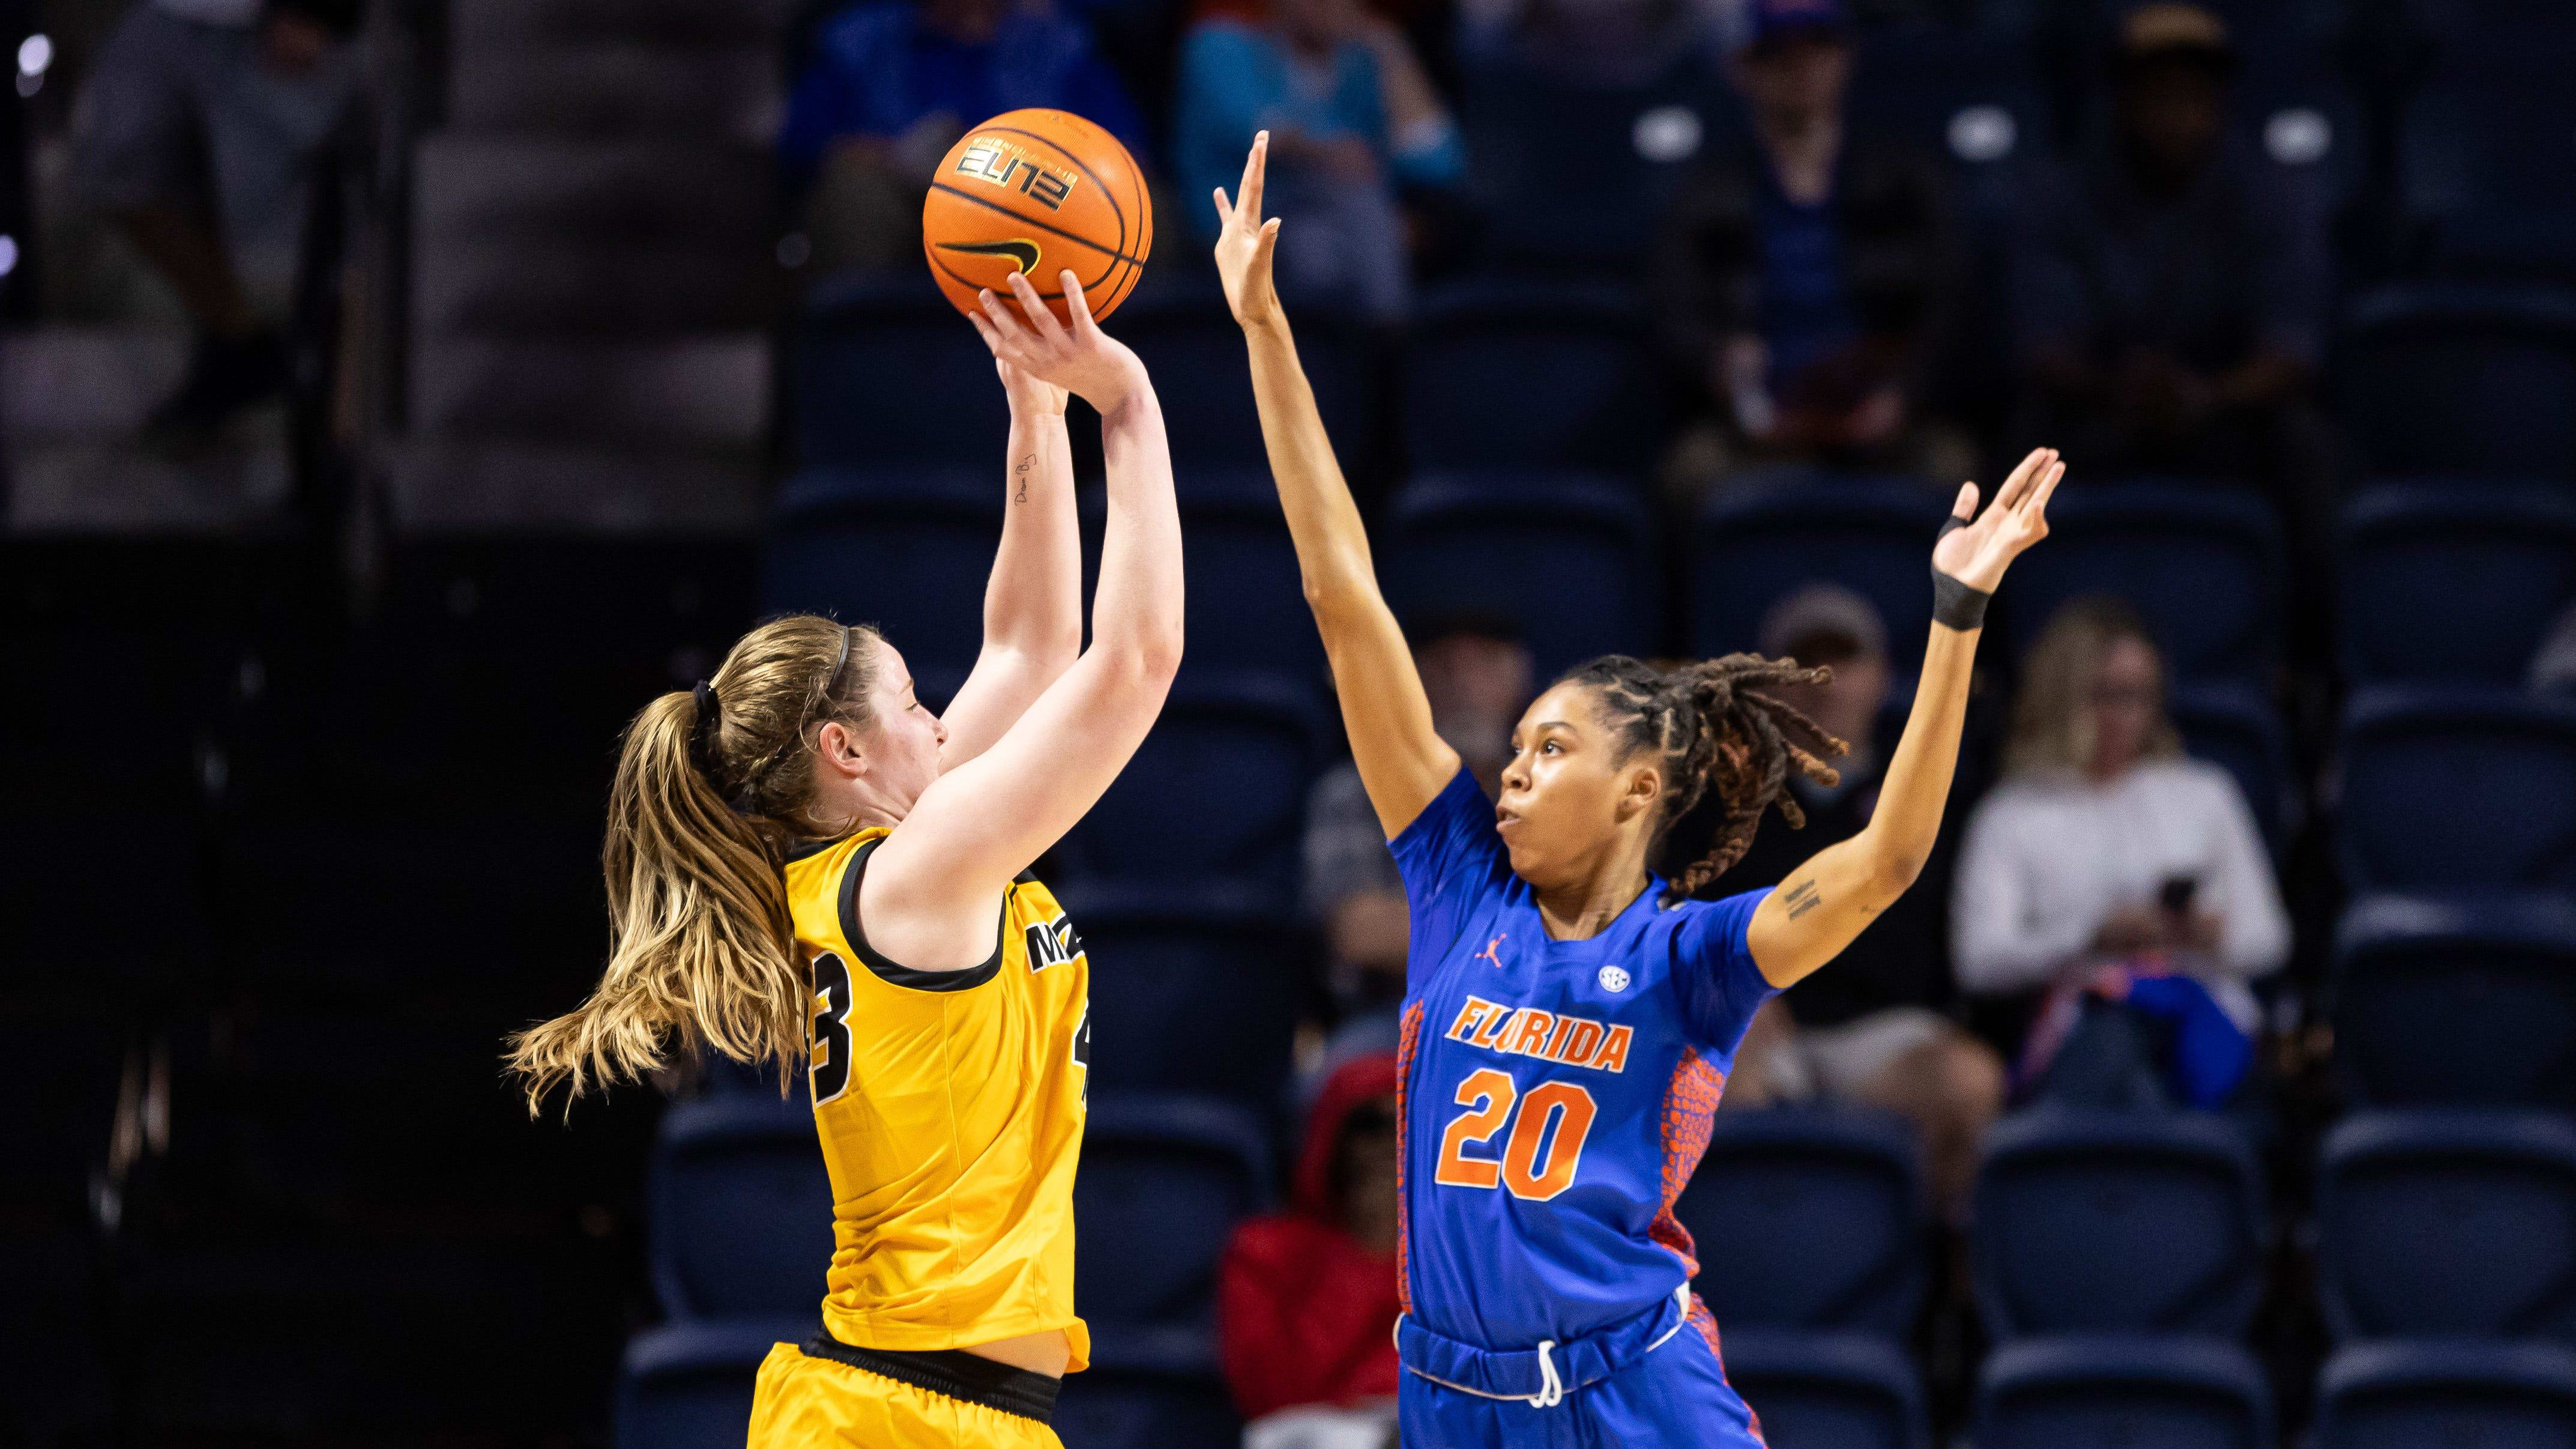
[{"x1": 801, "y1": 1334, "x2": 1060, "y2": 1424}]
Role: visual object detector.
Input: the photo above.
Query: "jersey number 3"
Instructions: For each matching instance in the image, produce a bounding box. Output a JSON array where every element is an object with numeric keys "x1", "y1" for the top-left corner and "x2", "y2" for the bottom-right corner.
[
  {"x1": 1433, "y1": 1068, "x2": 1597, "y2": 1201},
  {"x1": 811, "y1": 952, "x2": 854, "y2": 1105}
]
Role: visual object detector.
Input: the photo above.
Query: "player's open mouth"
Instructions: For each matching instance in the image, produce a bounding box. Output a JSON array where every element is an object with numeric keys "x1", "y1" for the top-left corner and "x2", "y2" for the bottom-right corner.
[{"x1": 1496, "y1": 806, "x2": 1520, "y2": 830}]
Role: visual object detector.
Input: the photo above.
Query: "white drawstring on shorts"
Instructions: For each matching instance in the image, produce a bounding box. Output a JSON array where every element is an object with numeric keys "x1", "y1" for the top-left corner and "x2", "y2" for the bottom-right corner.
[{"x1": 1526, "y1": 1340, "x2": 1564, "y2": 1409}]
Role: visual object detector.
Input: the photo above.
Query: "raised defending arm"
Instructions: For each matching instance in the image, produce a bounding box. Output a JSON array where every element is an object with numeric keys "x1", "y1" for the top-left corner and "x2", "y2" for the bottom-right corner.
[
  {"x1": 1217, "y1": 134, "x2": 1458, "y2": 838},
  {"x1": 1747, "y1": 447, "x2": 2063, "y2": 988}
]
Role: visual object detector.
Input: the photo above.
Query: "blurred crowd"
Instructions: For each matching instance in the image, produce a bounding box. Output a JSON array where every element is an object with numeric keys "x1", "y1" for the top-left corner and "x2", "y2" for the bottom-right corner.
[{"x1": 772, "y1": 0, "x2": 2341, "y2": 521}]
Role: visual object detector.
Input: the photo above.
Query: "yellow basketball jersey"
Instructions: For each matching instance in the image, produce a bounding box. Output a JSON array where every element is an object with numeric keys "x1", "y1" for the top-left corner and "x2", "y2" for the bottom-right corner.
[{"x1": 782, "y1": 828, "x2": 1092, "y2": 1370}]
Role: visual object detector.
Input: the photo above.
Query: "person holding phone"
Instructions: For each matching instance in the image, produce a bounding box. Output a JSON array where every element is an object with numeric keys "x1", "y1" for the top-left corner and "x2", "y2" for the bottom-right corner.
[{"x1": 1951, "y1": 596, "x2": 2289, "y2": 1108}]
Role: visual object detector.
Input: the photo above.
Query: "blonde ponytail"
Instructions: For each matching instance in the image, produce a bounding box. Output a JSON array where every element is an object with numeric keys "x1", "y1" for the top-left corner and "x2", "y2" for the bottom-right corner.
[{"x1": 507, "y1": 615, "x2": 879, "y2": 1113}]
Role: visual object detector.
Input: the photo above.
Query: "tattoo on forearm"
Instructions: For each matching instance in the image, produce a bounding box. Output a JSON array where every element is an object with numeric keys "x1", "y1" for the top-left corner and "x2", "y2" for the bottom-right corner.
[
  {"x1": 1013, "y1": 452, "x2": 1034, "y2": 504},
  {"x1": 1782, "y1": 879, "x2": 1822, "y2": 919}
]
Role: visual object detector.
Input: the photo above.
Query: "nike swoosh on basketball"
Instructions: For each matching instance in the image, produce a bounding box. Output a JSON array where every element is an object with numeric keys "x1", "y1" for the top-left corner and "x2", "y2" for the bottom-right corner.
[{"x1": 937, "y1": 238, "x2": 1042, "y2": 274}]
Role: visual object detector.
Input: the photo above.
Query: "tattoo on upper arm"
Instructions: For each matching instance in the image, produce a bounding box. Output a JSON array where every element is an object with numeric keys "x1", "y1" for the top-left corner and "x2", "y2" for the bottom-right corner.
[
  {"x1": 1782, "y1": 878, "x2": 1823, "y2": 920},
  {"x1": 1013, "y1": 452, "x2": 1034, "y2": 504}
]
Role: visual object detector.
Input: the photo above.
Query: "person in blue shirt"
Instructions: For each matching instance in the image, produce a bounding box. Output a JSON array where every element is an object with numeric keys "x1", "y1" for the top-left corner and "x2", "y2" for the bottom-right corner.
[
  {"x1": 1210, "y1": 134, "x2": 2063, "y2": 1445},
  {"x1": 1173, "y1": 0, "x2": 1461, "y2": 319},
  {"x1": 781, "y1": 0, "x2": 1147, "y2": 271}
]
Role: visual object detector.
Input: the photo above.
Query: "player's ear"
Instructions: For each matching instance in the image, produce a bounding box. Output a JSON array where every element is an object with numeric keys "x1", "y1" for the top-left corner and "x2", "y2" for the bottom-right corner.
[
  {"x1": 1618, "y1": 761, "x2": 1662, "y2": 824},
  {"x1": 815, "y1": 720, "x2": 868, "y2": 779}
]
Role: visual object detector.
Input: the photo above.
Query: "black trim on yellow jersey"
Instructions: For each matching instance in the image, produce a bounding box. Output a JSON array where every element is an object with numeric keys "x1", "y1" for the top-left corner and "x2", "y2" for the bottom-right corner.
[
  {"x1": 837, "y1": 836, "x2": 1008, "y2": 992},
  {"x1": 798, "y1": 1334, "x2": 1059, "y2": 1424}
]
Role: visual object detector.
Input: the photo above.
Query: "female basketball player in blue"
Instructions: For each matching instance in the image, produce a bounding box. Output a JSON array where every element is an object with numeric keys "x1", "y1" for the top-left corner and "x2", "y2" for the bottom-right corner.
[{"x1": 1213, "y1": 135, "x2": 2062, "y2": 1446}]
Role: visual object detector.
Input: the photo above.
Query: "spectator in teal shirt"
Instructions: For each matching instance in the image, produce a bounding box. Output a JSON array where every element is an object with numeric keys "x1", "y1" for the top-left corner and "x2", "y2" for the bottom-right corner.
[{"x1": 1174, "y1": 0, "x2": 1462, "y2": 319}]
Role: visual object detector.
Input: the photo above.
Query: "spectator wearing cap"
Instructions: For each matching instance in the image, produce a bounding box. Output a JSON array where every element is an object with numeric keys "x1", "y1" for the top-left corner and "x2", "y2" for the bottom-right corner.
[
  {"x1": 1680, "y1": 584, "x2": 2003, "y2": 1221},
  {"x1": 1171, "y1": 0, "x2": 1462, "y2": 321},
  {"x1": 72, "y1": 0, "x2": 363, "y2": 447},
  {"x1": 780, "y1": 0, "x2": 1148, "y2": 274},
  {"x1": 1649, "y1": 0, "x2": 1970, "y2": 499},
  {"x1": 2008, "y1": 3, "x2": 2334, "y2": 563},
  {"x1": 1302, "y1": 613, "x2": 1532, "y2": 1033}
]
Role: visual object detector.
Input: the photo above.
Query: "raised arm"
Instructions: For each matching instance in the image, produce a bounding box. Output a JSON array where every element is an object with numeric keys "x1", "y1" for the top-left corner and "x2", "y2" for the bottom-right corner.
[
  {"x1": 1217, "y1": 134, "x2": 1457, "y2": 837},
  {"x1": 1747, "y1": 447, "x2": 2063, "y2": 988},
  {"x1": 935, "y1": 358, "x2": 1084, "y2": 772},
  {"x1": 864, "y1": 270, "x2": 1184, "y2": 969}
]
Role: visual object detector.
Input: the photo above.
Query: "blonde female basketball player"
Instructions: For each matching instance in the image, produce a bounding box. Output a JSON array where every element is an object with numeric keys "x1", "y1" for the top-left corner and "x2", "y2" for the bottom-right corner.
[{"x1": 509, "y1": 269, "x2": 1181, "y2": 1448}]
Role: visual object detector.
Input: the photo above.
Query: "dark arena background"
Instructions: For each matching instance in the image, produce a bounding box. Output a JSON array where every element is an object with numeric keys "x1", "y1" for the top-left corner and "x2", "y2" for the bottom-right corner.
[{"x1": 6, "y1": 0, "x2": 2576, "y2": 1443}]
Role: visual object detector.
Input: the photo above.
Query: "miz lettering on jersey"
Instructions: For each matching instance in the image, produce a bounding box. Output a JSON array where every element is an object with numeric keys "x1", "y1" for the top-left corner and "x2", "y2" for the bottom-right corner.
[{"x1": 1443, "y1": 994, "x2": 1634, "y2": 1075}]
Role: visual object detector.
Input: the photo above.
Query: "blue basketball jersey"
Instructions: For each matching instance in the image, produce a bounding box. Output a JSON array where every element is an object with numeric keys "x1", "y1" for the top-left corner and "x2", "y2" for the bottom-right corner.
[{"x1": 1391, "y1": 769, "x2": 1777, "y2": 1352}]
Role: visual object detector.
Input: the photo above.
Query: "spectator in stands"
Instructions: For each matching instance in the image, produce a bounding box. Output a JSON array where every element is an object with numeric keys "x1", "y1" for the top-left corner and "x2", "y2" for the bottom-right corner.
[
  {"x1": 1172, "y1": 0, "x2": 1462, "y2": 321},
  {"x1": 2533, "y1": 600, "x2": 2576, "y2": 694},
  {"x1": 1953, "y1": 596, "x2": 2289, "y2": 1109},
  {"x1": 1649, "y1": 0, "x2": 1967, "y2": 498},
  {"x1": 2008, "y1": 4, "x2": 2332, "y2": 516},
  {"x1": 1698, "y1": 585, "x2": 2001, "y2": 1220},
  {"x1": 1219, "y1": 1051, "x2": 1401, "y2": 1443},
  {"x1": 1303, "y1": 612, "x2": 1531, "y2": 1020},
  {"x1": 780, "y1": 0, "x2": 1148, "y2": 273},
  {"x1": 73, "y1": 0, "x2": 361, "y2": 447}
]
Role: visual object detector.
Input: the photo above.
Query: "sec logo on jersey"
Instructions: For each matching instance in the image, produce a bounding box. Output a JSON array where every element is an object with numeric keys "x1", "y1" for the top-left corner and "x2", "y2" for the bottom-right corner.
[{"x1": 1598, "y1": 965, "x2": 1631, "y2": 993}]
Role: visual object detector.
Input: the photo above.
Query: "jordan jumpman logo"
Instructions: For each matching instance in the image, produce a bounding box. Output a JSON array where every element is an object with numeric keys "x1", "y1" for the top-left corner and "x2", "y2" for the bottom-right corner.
[{"x1": 1474, "y1": 933, "x2": 1508, "y2": 969}]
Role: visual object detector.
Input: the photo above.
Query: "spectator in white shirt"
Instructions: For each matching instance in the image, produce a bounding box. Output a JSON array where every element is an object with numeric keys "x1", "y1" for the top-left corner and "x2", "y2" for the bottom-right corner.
[{"x1": 1953, "y1": 596, "x2": 2288, "y2": 1097}]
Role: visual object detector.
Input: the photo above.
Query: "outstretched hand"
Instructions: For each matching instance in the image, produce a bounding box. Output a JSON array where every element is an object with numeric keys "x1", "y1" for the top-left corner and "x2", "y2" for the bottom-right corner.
[
  {"x1": 1211, "y1": 132, "x2": 1285, "y2": 328},
  {"x1": 966, "y1": 269, "x2": 1145, "y2": 415},
  {"x1": 1932, "y1": 446, "x2": 2063, "y2": 593}
]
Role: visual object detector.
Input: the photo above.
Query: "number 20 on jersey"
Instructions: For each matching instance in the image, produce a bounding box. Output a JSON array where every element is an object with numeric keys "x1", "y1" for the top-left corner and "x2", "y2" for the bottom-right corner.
[{"x1": 1435, "y1": 1069, "x2": 1598, "y2": 1201}]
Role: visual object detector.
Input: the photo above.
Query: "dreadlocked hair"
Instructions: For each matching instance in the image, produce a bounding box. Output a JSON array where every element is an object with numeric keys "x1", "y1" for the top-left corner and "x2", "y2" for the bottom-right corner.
[
  {"x1": 505, "y1": 614, "x2": 881, "y2": 1115},
  {"x1": 1558, "y1": 653, "x2": 1850, "y2": 906}
]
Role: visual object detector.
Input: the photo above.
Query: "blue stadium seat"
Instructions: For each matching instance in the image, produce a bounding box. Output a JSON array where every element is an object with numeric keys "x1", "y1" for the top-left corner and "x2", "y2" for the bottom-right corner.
[
  {"x1": 2336, "y1": 686, "x2": 2576, "y2": 894},
  {"x1": 650, "y1": 1095, "x2": 833, "y2": 1321},
  {"x1": 1973, "y1": 1109, "x2": 2267, "y2": 1340},
  {"x1": 1168, "y1": 473, "x2": 1326, "y2": 691},
  {"x1": 2333, "y1": 894, "x2": 2576, "y2": 1110},
  {"x1": 1052, "y1": 883, "x2": 1305, "y2": 1109},
  {"x1": 1111, "y1": 290, "x2": 1371, "y2": 478},
  {"x1": 1073, "y1": 1092, "x2": 1272, "y2": 1374},
  {"x1": 2318, "y1": 1340, "x2": 2576, "y2": 1449},
  {"x1": 795, "y1": 272, "x2": 1007, "y2": 469},
  {"x1": 2337, "y1": 285, "x2": 2576, "y2": 480},
  {"x1": 1054, "y1": 1366, "x2": 1241, "y2": 1449},
  {"x1": 615, "y1": 1319, "x2": 811, "y2": 1449},
  {"x1": 762, "y1": 468, "x2": 997, "y2": 678},
  {"x1": 2397, "y1": 0, "x2": 2576, "y2": 277},
  {"x1": 1848, "y1": 22, "x2": 2049, "y2": 181},
  {"x1": 2213, "y1": 0, "x2": 2367, "y2": 208},
  {"x1": 1455, "y1": 47, "x2": 1719, "y2": 273},
  {"x1": 2317, "y1": 1109, "x2": 2576, "y2": 1342},
  {"x1": 1382, "y1": 473, "x2": 1661, "y2": 682},
  {"x1": 1691, "y1": 477, "x2": 1953, "y2": 674},
  {"x1": 1052, "y1": 673, "x2": 1324, "y2": 895},
  {"x1": 1976, "y1": 1337, "x2": 2274, "y2": 1449},
  {"x1": 1995, "y1": 483, "x2": 2284, "y2": 686},
  {"x1": 1676, "y1": 1109, "x2": 1926, "y2": 1340},
  {"x1": 1725, "y1": 1332, "x2": 1932, "y2": 1449},
  {"x1": 2169, "y1": 683, "x2": 2299, "y2": 856},
  {"x1": 2340, "y1": 484, "x2": 2576, "y2": 686},
  {"x1": 1401, "y1": 281, "x2": 1669, "y2": 474}
]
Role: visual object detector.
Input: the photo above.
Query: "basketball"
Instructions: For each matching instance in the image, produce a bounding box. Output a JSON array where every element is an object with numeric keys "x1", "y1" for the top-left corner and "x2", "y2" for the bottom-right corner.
[{"x1": 922, "y1": 109, "x2": 1153, "y2": 328}]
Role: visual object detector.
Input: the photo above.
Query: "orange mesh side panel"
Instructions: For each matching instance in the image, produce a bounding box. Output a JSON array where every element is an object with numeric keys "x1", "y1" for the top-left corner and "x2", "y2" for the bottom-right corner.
[
  {"x1": 1393, "y1": 1000, "x2": 1426, "y2": 1315},
  {"x1": 1646, "y1": 1047, "x2": 1727, "y2": 1278}
]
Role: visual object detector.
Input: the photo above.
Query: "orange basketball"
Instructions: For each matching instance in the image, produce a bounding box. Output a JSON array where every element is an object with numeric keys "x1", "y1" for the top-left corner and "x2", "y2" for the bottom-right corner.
[{"x1": 922, "y1": 109, "x2": 1153, "y2": 329}]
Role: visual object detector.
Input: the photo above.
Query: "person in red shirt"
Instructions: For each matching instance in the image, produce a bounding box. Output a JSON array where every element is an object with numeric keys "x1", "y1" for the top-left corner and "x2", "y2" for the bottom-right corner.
[{"x1": 1219, "y1": 1052, "x2": 1402, "y2": 1426}]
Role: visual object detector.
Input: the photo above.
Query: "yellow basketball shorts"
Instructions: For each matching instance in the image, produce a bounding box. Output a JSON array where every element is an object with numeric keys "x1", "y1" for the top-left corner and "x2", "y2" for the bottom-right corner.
[{"x1": 749, "y1": 1340, "x2": 1064, "y2": 1449}]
